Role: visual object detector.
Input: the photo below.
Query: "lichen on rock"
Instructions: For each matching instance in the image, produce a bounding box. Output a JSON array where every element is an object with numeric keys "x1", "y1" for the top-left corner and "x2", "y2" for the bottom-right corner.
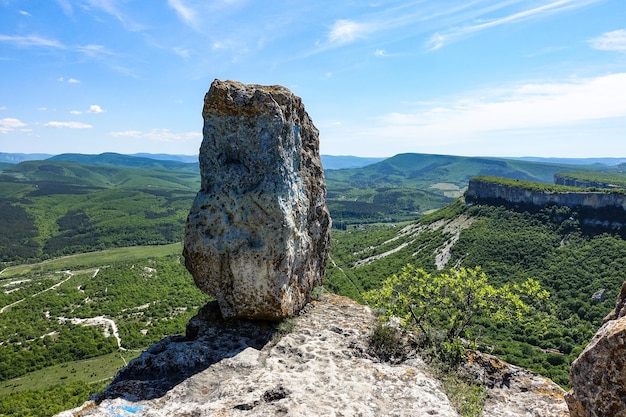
[{"x1": 183, "y1": 79, "x2": 331, "y2": 320}]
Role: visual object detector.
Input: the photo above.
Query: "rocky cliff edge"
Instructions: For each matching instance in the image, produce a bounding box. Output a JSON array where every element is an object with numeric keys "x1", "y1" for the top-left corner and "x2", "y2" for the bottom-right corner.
[{"x1": 58, "y1": 294, "x2": 568, "y2": 417}]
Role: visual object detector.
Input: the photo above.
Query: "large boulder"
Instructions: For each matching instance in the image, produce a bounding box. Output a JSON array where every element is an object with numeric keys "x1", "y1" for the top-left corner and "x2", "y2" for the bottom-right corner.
[
  {"x1": 183, "y1": 79, "x2": 331, "y2": 320},
  {"x1": 565, "y1": 281, "x2": 626, "y2": 416}
]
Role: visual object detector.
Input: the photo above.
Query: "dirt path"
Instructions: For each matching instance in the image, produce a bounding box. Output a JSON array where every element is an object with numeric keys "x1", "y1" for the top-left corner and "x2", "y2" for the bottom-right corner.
[
  {"x1": 1, "y1": 268, "x2": 100, "y2": 314},
  {"x1": 0, "y1": 298, "x2": 24, "y2": 313},
  {"x1": 58, "y1": 315, "x2": 126, "y2": 350}
]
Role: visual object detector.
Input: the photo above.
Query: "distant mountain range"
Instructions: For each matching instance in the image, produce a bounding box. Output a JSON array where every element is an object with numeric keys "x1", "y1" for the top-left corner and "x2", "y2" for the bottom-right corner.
[
  {"x1": 511, "y1": 156, "x2": 626, "y2": 166},
  {"x1": 3, "y1": 152, "x2": 626, "y2": 170}
]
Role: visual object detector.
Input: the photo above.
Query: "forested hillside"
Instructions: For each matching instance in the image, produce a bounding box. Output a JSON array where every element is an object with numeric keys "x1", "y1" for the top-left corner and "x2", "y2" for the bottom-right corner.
[
  {"x1": 327, "y1": 198, "x2": 626, "y2": 386},
  {"x1": 2, "y1": 153, "x2": 626, "y2": 414},
  {"x1": 324, "y1": 153, "x2": 617, "y2": 225},
  {"x1": 0, "y1": 157, "x2": 199, "y2": 264},
  {"x1": 2, "y1": 152, "x2": 622, "y2": 264}
]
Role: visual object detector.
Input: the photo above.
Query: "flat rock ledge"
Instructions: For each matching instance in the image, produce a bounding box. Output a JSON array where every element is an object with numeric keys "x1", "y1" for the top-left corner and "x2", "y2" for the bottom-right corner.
[{"x1": 59, "y1": 294, "x2": 568, "y2": 417}]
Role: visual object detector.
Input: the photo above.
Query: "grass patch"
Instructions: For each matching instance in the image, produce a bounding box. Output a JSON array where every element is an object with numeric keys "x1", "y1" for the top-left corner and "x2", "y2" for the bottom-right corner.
[
  {"x1": 0, "y1": 243, "x2": 182, "y2": 278},
  {"x1": 439, "y1": 373, "x2": 487, "y2": 417},
  {"x1": 0, "y1": 350, "x2": 140, "y2": 396},
  {"x1": 0, "y1": 380, "x2": 108, "y2": 417}
]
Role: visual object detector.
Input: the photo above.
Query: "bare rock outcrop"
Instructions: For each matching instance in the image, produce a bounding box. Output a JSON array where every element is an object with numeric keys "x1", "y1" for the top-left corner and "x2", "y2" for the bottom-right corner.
[
  {"x1": 59, "y1": 294, "x2": 570, "y2": 417},
  {"x1": 465, "y1": 351, "x2": 569, "y2": 417},
  {"x1": 59, "y1": 294, "x2": 462, "y2": 417},
  {"x1": 183, "y1": 79, "x2": 331, "y2": 320},
  {"x1": 565, "y1": 281, "x2": 626, "y2": 417}
]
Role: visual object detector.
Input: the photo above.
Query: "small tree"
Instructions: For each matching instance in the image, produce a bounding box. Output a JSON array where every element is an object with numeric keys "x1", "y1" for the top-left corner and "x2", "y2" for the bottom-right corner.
[{"x1": 364, "y1": 265, "x2": 549, "y2": 345}]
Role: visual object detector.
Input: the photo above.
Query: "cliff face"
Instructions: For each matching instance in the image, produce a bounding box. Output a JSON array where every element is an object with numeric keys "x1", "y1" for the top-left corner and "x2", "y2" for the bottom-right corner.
[
  {"x1": 58, "y1": 294, "x2": 568, "y2": 417},
  {"x1": 466, "y1": 177, "x2": 626, "y2": 213},
  {"x1": 566, "y1": 281, "x2": 626, "y2": 416},
  {"x1": 554, "y1": 174, "x2": 623, "y2": 189}
]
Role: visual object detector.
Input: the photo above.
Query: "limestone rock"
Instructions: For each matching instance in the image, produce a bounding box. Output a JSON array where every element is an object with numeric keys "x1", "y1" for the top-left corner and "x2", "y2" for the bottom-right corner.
[
  {"x1": 566, "y1": 281, "x2": 626, "y2": 416},
  {"x1": 464, "y1": 351, "x2": 569, "y2": 417},
  {"x1": 58, "y1": 294, "x2": 570, "y2": 417},
  {"x1": 183, "y1": 79, "x2": 331, "y2": 320},
  {"x1": 59, "y1": 294, "x2": 462, "y2": 417}
]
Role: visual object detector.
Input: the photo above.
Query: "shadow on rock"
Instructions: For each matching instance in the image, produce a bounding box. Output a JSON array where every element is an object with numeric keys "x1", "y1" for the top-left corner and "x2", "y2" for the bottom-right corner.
[{"x1": 94, "y1": 300, "x2": 278, "y2": 402}]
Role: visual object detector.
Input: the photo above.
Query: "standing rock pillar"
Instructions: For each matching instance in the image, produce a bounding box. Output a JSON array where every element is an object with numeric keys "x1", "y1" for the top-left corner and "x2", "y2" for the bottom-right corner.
[{"x1": 183, "y1": 79, "x2": 331, "y2": 320}]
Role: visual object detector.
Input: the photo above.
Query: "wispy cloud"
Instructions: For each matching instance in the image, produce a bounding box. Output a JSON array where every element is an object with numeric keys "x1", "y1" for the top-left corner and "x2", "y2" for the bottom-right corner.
[
  {"x1": 426, "y1": 0, "x2": 603, "y2": 51},
  {"x1": 173, "y1": 46, "x2": 191, "y2": 58},
  {"x1": 589, "y1": 29, "x2": 626, "y2": 52},
  {"x1": 0, "y1": 34, "x2": 112, "y2": 59},
  {"x1": 82, "y1": 0, "x2": 145, "y2": 31},
  {"x1": 75, "y1": 44, "x2": 113, "y2": 57},
  {"x1": 372, "y1": 73, "x2": 626, "y2": 137},
  {"x1": 0, "y1": 118, "x2": 27, "y2": 134},
  {"x1": 45, "y1": 121, "x2": 92, "y2": 129},
  {"x1": 110, "y1": 129, "x2": 202, "y2": 142},
  {"x1": 19, "y1": 10, "x2": 32, "y2": 17},
  {"x1": 168, "y1": 0, "x2": 197, "y2": 27},
  {"x1": 70, "y1": 110, "x2": 82, "y2": 115},
  {"x1": 0, "y1": 34, "x2": 65, "y2": 49}
]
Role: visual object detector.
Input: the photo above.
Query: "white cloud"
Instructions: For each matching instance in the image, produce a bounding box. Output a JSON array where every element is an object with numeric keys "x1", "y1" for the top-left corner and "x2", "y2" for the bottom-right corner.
[
  {"x1": 19, "y1": 10, "x2": 31, "y2": 16},
  {"x1": 426, "y1": 0, "x2": 604, "y2": 51},
  {"x1": 59, "y1": 77, "x2": 81, "y2": 83},
  {"x1": 0, "y1": 118, "x2": 26, "y2": 134},
  {"x1": 589, "y1": 29, "x2": 626, "y2": 52},
  {"x1": 328, "y1": 19, "x2": 370, "y2": 45},
  {"x1": 45, "y1": 121, "x2": 92, "y2": 129},
  {"x1": 0, "y1": 34, "x2": 65, "y2": 49},
  {"x1": 0, "y1": 34, "x2": 111, "y2": 59},
  {"x1": 373, "y1": 73, "x2": 626, "y2": 138},
  {"x1": 110, "y1": 129, "x2": 202, "y2": 142},
  {"x1": 70, "y1": 110, "x2": 82, "y2": 115},
  {"x1": 168, "y1": 0, "x2": 197, "y2": 27},
  {"x1": 88, "y1": 105, "x2": 105, "y2": 113}
]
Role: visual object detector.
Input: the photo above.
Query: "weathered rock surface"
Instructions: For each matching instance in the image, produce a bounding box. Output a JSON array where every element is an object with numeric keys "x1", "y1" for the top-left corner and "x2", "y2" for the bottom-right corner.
[
  {"x1": 59, "y1": 294, "x2": 569, "y2": 417},
  {"x1": 465, "y1": 351, "x2": 569, "y2": 417},
  {"x1": 183, "y1": 79, "x2": 331, "y2": 320},
  {"x1": 565, "y1": 281, "x2": 626, "y2": 417},
  {"x1": 466, "y1": 177, "x2": 626, "y2": 218},
  {"x1": 60, "y1": 294, "x2": 460, "y2": 417}
]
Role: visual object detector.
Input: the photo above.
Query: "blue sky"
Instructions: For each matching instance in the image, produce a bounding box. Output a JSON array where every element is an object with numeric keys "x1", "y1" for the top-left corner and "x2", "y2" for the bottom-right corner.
[{"x1": 1, "y1": 0, "x2": 625, "y2": 158}]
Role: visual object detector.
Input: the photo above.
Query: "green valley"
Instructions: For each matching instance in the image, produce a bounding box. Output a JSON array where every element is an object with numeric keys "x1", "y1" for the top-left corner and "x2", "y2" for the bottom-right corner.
[{"x1": 1, "y1": 152, "x2": 626, "y2": 415}]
